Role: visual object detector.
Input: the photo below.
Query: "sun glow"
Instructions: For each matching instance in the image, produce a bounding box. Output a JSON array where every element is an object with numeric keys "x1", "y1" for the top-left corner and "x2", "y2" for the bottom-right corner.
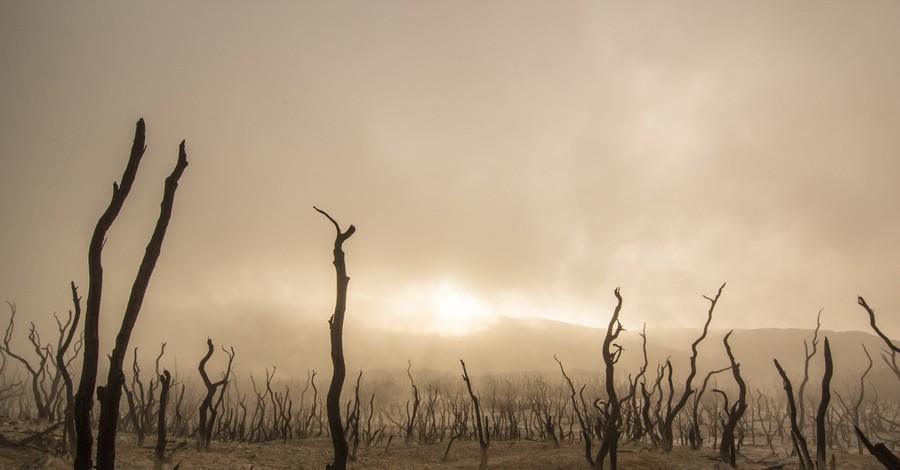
[{"x1": 429, "y1": 281, "x2": 494, "y2": 335}]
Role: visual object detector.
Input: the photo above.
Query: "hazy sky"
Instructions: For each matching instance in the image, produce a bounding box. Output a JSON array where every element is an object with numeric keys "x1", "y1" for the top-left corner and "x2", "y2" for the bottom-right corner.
[{"x1": 2, "y1": 1, "x2": 899, "y2": 364}]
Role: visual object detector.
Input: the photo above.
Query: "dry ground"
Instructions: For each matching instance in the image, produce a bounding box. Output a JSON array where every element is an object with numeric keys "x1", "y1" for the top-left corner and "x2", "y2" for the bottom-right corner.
[{"x1": 0, "y1": 419, "x2": 885, "y2": 469}]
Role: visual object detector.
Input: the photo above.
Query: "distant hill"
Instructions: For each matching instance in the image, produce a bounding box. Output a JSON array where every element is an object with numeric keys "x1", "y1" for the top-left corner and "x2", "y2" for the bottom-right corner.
[
  {"x1": 179, "y1": 312, "x2": 897, "y2": 395},
  {"x1": 338, "y1": 316, "x2": 899, "y2": 394}
]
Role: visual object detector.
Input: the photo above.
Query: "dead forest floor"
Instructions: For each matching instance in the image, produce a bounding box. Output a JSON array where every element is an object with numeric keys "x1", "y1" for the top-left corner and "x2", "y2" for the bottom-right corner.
[{"x1": 0, "y1": 418, "x2": 885, "y2": 469}]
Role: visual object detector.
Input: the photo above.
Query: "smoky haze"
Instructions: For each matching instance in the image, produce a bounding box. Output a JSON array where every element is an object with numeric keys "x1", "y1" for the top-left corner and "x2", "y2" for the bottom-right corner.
[{"x1": 1, "y1": 1, "x2": 899, "y2": 378}]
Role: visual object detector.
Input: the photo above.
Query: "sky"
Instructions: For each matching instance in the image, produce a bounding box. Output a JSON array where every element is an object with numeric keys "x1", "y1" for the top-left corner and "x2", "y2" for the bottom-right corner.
[{"x1": 1, "y1": 1, "x2": 899, "y2": 371}]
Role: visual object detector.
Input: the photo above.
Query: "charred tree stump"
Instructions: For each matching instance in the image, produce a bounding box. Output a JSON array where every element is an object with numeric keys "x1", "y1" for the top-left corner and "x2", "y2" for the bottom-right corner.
[{"x1": 316, "y1": 207, "x2": 355, "y2": 470}]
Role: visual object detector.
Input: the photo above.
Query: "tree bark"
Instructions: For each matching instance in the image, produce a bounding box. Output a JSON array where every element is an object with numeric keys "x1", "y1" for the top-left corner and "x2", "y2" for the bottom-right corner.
[{"x1": 316, "y1": 207, "x2": 355, "y2": 470}]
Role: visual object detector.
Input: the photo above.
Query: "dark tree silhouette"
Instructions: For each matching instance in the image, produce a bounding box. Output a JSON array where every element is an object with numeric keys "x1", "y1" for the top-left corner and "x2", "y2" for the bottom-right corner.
[
  {"x1": 717, "y1": 330, "x2": 747, "y2": 467},
  {"x1": 96, "y1": 137, "x2": 188, "y2": 470},
  {"x1": 660, "y1": 283, "x2": 725, "y2": 451},
  {"x1": 154, "y1": 369, "x2": 171, "y2": 470},
  {"x1": 73, "y1": 119, "x2": 148, "y2": 470},
  {"x1": 774, "y1": 359, "x2": 814, "y2": 469},
  {"x1": 811, "y1": 337, "x2": 833, "y2": 469},
  {"x1": 72, "y1": 119, "x2": 189, "y2": 470},
  {"x1": 854, "y1": 296, "x2": 900, "y2": 469},
  {"x1": 56, "y1": 282, "x2": 82, "y2": 455},
  {"x1": 594, "y1": 287, "x2": 625, "y2": 470},
  {"x1": 316, "y1": 207, "x2": 355, "y2": 470},
  {"x1": 461, "y1": 359, "x2": 490, "y2": 470},
  {"x1": 197, "y1": 339, "x2": 234, "y2": 450}
]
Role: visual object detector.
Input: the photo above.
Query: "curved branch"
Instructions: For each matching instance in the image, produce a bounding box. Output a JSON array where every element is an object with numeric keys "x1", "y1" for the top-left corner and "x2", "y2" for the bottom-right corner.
[{"x1": 858, "y1": 296, "x2": 899, "y2": 353}]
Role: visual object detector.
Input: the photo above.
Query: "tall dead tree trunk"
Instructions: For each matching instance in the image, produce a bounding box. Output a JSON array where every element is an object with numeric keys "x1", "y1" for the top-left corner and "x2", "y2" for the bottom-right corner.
[
  {"x1": 594, "y1": 287, "x2": 624, "y2": 470},
  {"x1": 95, "y1": 137, "x2": 188, "y2": 470},
  {"x1": 774, "y1": 359, "x2": 814, "y2": 469},
  {"x1": 316, "y1": 207, "x2": 355, "y2": 470},
  {"x1": 815, "y1": 338, "x2": 833, "y2": 470},
  {"x1": 799, "y1": 311, "x2": 822, "y2": 434},
  {"x1": 461, "y1": 359, "x2": 490, "y2": 470},
  {"x1": 56, "y1": 282, "x2": 82, "y2": 455},
  {"x1": 74, "y1": 119, "x2": 147, "y2": 470},
  {"x1": 718, "y1": 330, "x2": 747, "y2": 468},
  {"x1": 154, "y1": 369, "x2": 171, "y2": 470},
  {"x1": 197, "y1": 339, "x2": 233, "y2": 450},
  {"x1": 661, "y1": 282, "x2": 725, "y2": 451}
]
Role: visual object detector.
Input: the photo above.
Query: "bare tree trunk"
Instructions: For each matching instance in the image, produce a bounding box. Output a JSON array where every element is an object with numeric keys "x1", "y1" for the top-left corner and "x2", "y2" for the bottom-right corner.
[
  {"x1": 74, "y1": 119, "x2": 148, "y2": 470},
  {"x1": 154, "y1": 370, "x2": 171, "y2": 470},
  {"x1": 197, "y1": 339, "x2": 232, "y2": 450},
  {"x1": 774, "y1": 359, "x2": 814, "y2": 469},
  {"x1": 595, "y1": 287, "x2": 624, "y2": 470},
  {"x1": 57, "y1": 282, "x2": 82, "y2": 455},
  {"x1": 316, "y1": 207, "x2": 355, "y2": 470},
  {"x1": 815, "y1": 338, "x2": 833, "y2": 470},
  {"x1": 461, "y1": 359, "x2": 490, "y2": 470},
  {"x1": 661, "y1": 283, "x2": 725, "y2": 451},
  {"x1": 404, "y1": 360, "x2": 420, "y2": 445},
  {"x1": 798, "y1": 311, "x2": 822, "y2": 434},
  {"x1": 95, "y1": 138, "x2": 188, "y2": 470},
  {"x1": 718, "y1": 330, "x2": 747, "y2": 467}
]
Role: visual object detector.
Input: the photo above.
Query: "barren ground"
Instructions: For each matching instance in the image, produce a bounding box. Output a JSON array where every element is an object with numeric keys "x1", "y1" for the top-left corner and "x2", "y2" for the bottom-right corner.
[{"x1": 0, "y1": 419, "x2": 884, "y2": 470}]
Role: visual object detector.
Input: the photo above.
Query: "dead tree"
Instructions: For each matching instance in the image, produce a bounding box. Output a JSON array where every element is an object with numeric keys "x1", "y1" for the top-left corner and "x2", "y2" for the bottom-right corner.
[
  {"x1": 854, "y1": 425, "x2": 900, "y2": 469},
  {"x1": 1, "y1": 302, "x2": 50, "y2": 418},
  {"x1": 556, "y1": 355, "x2": 593, "y2": 465},
  {"x1": 798, "y1": 310, "x2": 822, "y2": 434},
  {"x1": 594, "y1": 287, "x2": 625, "y2": 470},
  {"x1": 660, "y1": 282, "x2": 725, "y2": 451},
  {"x1": 316, "y1": 207, "x2": 355, "y2": 470},
  {"x1": 56, "y1": 282, "x2": 82, "y2": 455},
  {"x1": 689, "y1": 365, "x2": 731, "y2": 450},
  {"x1": 774, "y1": 359, "x2": 815, "y2": 469},
  {"x1": 154, "y1": 370, "x2": 171, "y2": 470},
  {"x1": 197, "y1": 339, "x2": 234, "y2": 450},
  {"x1": 855, "y1": 296, "x2": 900, "y2": 469},
  {"x1": 71, "y1": 119, "x2": 189, "y2": 470},
  {"x1": 404, "y1": 360, "x2": 421, "y2": 445},
  {"x1": 460, "y1": 359, "x2": 490, "y2": 470},
  {"x1": 814, "y1": 338, "x2": 833, "y2": 470},
  {"x1": 95, "y1": 128, "x2": 188, "y2": 470},
  {"x1": 74, "y1": 119, "x2": 148, "y2": 470},
  {"x1": 718, "y1": 330, "x2": 747, "y2": 467}
]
